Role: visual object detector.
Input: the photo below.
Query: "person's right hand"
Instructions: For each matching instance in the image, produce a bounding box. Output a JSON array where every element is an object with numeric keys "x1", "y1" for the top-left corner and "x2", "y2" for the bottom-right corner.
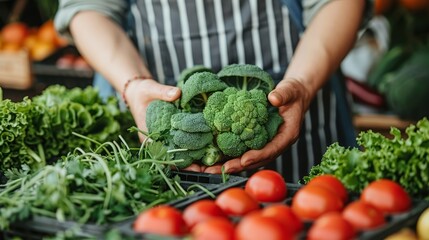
[{"x1": 125, "y1": 79, "x2": 181, "y2": 141}]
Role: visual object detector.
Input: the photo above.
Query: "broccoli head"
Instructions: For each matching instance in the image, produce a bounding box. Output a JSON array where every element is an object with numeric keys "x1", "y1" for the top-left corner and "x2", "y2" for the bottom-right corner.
[
  {"x1": 203, "y1": 87, "x2": 271, "y2": 157},
  {"x1": 146, "y1": 100, "x2": 180, "y2": 134}
]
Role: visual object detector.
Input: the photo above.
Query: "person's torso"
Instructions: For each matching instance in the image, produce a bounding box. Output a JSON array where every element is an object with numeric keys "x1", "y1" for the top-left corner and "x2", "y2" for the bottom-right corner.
[{"x1": 126, "y1": 0, "x2": 300, "y2": 85}]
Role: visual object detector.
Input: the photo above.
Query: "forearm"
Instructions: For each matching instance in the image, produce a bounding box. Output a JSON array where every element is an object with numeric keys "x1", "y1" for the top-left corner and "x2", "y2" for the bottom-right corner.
[
  {"x1": 69, "y1": 11, "x2": 151, "y2": 94},
  {"x1": 285, "y1": 0, "x2": 365, "y2": 100}
]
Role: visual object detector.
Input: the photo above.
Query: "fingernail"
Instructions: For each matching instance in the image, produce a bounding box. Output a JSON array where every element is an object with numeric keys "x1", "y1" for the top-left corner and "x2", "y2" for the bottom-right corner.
[{"x1": 167, "y1": 88, "x2": 178, "y2": 97}]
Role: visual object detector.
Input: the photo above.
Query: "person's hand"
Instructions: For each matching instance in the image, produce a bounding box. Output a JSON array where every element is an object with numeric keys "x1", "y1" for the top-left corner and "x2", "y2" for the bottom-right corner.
[
  {"x1": 203, "y1": 78, "x2": 312, "y2": 174},
  {"x1": 126, "y1": 79, "x2": 181, "y2": 141}
]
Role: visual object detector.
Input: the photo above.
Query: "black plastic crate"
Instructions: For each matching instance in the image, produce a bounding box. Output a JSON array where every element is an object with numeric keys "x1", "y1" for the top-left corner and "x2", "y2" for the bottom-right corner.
[{"x1": 1, "y1": 171, "x2": 247, "y2": 240}]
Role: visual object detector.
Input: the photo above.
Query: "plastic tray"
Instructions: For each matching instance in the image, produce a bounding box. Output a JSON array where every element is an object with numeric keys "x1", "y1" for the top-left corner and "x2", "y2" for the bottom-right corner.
[{"x1": 1, "y1": 171, "x2": 247, "y2": 240}]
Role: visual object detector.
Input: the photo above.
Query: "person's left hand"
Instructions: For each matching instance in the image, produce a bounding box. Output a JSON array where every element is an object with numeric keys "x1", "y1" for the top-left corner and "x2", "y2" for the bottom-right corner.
[{"x1": 198, "y1": 78, "x2": 311, "y2": 174}]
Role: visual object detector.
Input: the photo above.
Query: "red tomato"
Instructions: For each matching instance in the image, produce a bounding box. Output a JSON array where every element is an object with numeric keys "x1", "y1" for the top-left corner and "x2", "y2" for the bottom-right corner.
[
  {"x1": 307, "y1": 212, "x2": 356, "y2": 240},
  {"x1": 191, "y1": 217, "x2": 236, "y2": 240},
  {"x1": 133, "y1": 205, "x2": 189, "y2": 236},
  {"x1": 235, "y1": 212, "x2": 295, "y2": 240},
  {"x1": 183, "y1": 199, "x2": 228, "y2": 229},
  {"x1": 215, "y1": 187, "x2": 260, "y2": 216},
  {"x1": 342, "y1": 200, "x2": 386, "y2": 231},
  {"x1": 360, "y1": 179, "x2": 411, "y2": 214},
  {"x1": 261, "y1": 204, "x2": 303, "y2": 235},
  {"x1": 291, "y1": 185, "x2": 344, "y2": 221},
  {"x1": 245, "y1": 170, "x2": 287, "y2": 202},
  {"x1": 307, "y1": 174, "x2": 348, "y2": 203}
]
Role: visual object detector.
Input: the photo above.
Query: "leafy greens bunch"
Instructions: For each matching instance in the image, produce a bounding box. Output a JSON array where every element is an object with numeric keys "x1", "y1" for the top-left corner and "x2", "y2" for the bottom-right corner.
[
  {"x1": 0, "y1": 133, "x2": 192, "y2": 229},
  {"x1": 304, "y1": 117, "x2": 429, "y2": 199},
  {"x1": 0, "y1": 85, "x2": 137, "y2": 174},
  {"x1": 146, "y1": 64, "x2": 283, "y2": 169}
]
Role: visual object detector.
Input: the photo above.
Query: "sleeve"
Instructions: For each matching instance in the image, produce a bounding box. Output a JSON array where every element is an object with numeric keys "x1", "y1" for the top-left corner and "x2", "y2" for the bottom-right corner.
[
  {"x1": 54, "y1": 0, "x2": 128, "y2": 43},
  {"x1": 302, "y1": 0, "x2": 374, "y2": 28}
]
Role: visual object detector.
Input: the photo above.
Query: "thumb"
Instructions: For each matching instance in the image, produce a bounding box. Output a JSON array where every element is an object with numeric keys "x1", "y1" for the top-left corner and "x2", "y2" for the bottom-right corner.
[
  {"x1": 268, "y1": 85, "x2": 294, "y2": 107},
  {"x1": 145, "y1": 80, "x2": 181, "y2": 102}
]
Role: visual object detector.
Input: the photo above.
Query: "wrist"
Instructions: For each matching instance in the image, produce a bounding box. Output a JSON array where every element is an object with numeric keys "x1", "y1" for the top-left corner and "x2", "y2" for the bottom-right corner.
[{"x1": 121, "y1": 75, "x2": 152, "y2": 106}]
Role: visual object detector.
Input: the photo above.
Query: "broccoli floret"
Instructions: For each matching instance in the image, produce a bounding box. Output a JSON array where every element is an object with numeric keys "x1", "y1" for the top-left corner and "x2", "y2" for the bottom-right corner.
[
  {"x1": 170, "y1": 129, "x2": 213, "y2": 150},
  {"x1": 177, "y1": 65, "x2": 213, "y2": 89},
  {"x1": 217, "y1": 64, "x2": 275, "y2": 95},
  {"x1": 201, "y1": 144, "x2": 223, "y2": 166},
  {"x1": 180, "y1": 72, "x2": 228, "y2": 111},
  {"x1": 146, "y1": 100, "x2": 180, "y2": 134},
  {"x1": 171, "y1": 112, "x2": 211, "y2": 133},
  {"x1": 203, "y1": 87, "x2": 271, "y2": 157},
  {"x1": 216, "y1": 132, "x2": 247, "y2": 157},
  {"x1": 173, "y1": 148, "x2": 207, "y2": 169},
  {"x1": 266, "y1": 110, "x2": 283, "y2": 140}
]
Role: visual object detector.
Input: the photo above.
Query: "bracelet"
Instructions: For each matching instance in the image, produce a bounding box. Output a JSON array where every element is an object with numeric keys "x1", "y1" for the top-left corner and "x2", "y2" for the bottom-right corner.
[{"x1": 121, "y1": 75, "x2": 152, "y2": 106}]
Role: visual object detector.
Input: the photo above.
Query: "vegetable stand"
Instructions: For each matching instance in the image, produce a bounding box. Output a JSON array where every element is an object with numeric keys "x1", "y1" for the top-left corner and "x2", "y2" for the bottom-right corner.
[{"x1": 1, "y1": 171, "x2": 247, "y2": 239}]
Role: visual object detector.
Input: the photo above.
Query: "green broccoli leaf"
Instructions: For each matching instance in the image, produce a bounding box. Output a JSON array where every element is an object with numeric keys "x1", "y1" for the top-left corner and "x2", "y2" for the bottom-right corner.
[{"x1": 217, "y1": 64, "x2": 274, "y2": 94}]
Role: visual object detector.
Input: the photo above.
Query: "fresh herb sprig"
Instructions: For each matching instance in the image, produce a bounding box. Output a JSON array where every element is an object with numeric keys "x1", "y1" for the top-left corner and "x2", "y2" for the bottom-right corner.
[{"x1": 0, "y1": 132, "x2": 191, "y2": 229}]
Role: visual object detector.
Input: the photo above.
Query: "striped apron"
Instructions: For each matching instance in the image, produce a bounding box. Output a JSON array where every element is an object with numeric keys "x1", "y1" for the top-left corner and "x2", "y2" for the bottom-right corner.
[{"x1": 125, "y1": 0, "x2": 353, "y2": 183}]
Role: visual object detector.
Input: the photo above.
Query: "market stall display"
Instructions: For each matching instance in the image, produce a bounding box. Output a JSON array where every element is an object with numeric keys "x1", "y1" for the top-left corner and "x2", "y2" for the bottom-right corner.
[{"x1": 1, "y1": 64, "x2": 428, "y2": 239}]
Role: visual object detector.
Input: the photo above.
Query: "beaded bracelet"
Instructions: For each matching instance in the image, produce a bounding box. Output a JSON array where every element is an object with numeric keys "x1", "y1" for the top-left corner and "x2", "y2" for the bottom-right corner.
[{"x1": 121, "y1": 75, "x2": 152, "y2": 106}]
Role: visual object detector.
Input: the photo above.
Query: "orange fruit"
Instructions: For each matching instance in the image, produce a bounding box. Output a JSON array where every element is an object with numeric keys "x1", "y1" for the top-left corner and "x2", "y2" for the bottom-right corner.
[
  {"x1": 399, "y1": 0, "x2": 429, "y2": 11},
  {"x1": 37, "y1": 20, "x2": 58, "y2": 45},
  {"x1": 23, "y1": 34, "x2": 38, "y2": 50},
  {"x1": 1, "y1": 22, "x2": 29, "y2": 45},
  {"x1": 374, "y1": 0, "x2": 394, "y2": 15},
  {"x1": 30, "y1": 40, "x2": 56, "y2": 61}
]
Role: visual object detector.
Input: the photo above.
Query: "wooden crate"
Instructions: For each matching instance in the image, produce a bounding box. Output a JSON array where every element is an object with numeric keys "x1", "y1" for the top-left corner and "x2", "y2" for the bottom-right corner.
[{"x1": 0, "y1": 50, "x2": 33, "y2": 90}]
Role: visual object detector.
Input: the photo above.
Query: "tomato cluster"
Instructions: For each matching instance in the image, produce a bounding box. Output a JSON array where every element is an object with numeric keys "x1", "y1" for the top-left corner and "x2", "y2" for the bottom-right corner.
[{"x1": 132, "y1": 170, "x2": 412, "y2": 240}]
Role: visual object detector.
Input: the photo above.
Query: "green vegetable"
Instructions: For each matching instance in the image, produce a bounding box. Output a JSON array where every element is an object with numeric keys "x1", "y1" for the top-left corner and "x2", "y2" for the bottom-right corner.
[
  {"x1": 180, "y1": 71, "x2": 228, "y2": 111},
  {"x1": 170, "y1": 130, "x2": 213, "y2": 150},
  {"x1": 217, "y1": 64, "x2": 275, "y2": 94},
  {"x1": 146, "y1": 64, "x2": 283, "y2": 167},
  {"x1": 204, "y1": 87, "x2": 270, "y2": 157},
  {"x1": 304, "y1": 117, "x2": 429, "y2": 200},
  {"x1": 378, "y1": 48, "x2": 429, "y2": 120},
  {"x1": 0, "y1": 85, "x2": 136, "y2": 174},
  {"x1": 201, "y1": 144, "x2": 223, "y2": 166},
  {"x1": 172, "y1": 148, "x2": 207, "y2": 169},
  {"x1": 0, "y1": 134, "x2": 191, "y2": 230},
  {"x1": 177, "y1": 65, "x2": 213, "y2": 89},
  {"x1": 366, "y1": 45, "x2": 412, "y2": 89},
  {"x1": 146, "y1": 100, "x2": 180, "y2": 135},
  {"x1": 171, "y1": 112, "x2": 211, "y2": 133}
]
